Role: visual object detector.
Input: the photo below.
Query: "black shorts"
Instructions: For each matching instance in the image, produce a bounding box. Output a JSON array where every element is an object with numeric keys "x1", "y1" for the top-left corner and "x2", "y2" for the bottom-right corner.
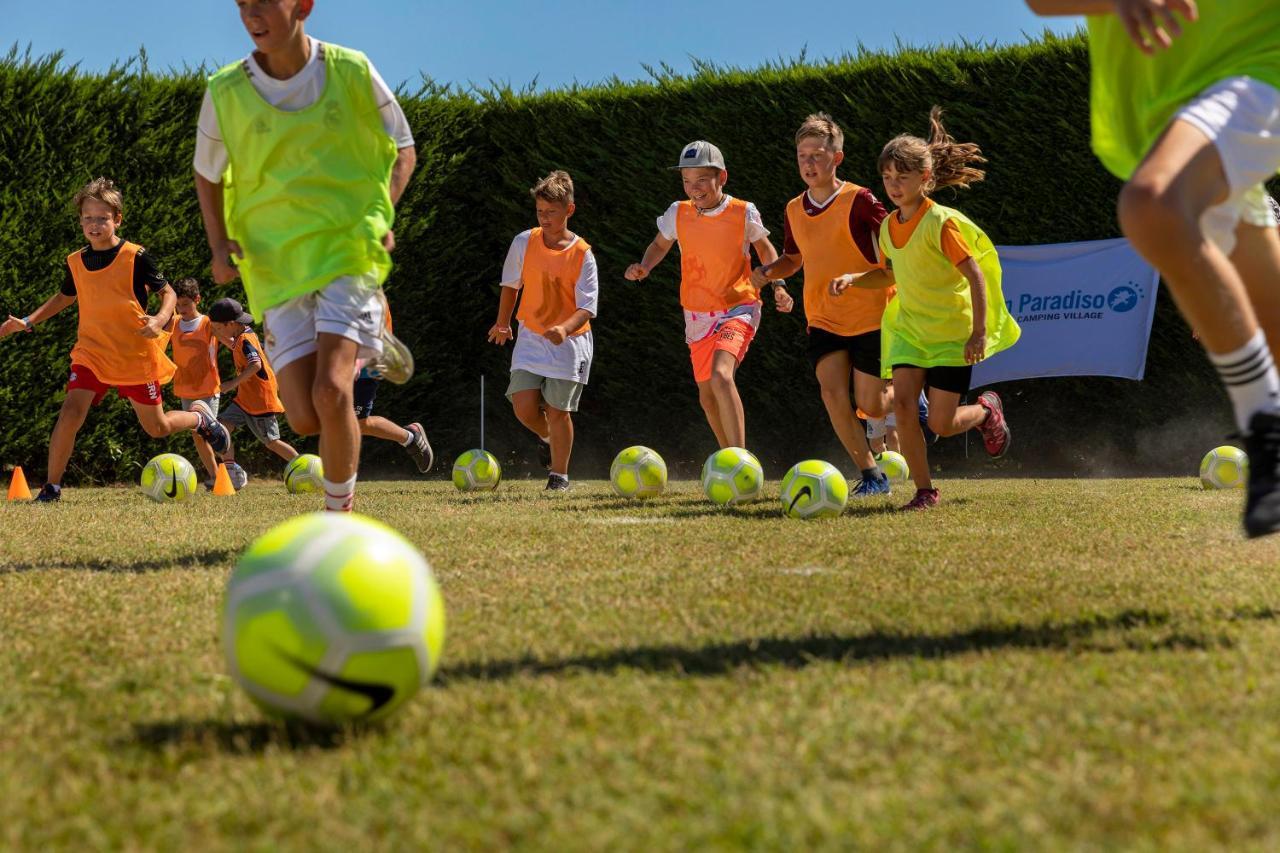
[
  {"x1": 807, "y1": 327, "x2": 881, "y2": 377},
  {"x1": 353, "y1": 376, "x2": 379, "y2": 420},
  {"x1": 891, "y1": 363, "x2": 973, "y2": 395}
]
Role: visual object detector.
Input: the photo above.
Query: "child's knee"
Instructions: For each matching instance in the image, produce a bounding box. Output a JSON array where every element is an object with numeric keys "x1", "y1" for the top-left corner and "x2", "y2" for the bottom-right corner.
[
  {"x1": 545, "y1": 406, "x2": 571, "y2": 424},
  {"x1": 1117, "y1": 179, "x2": 1195, "y2": 246},
  {"x1": 312, "y1": 375, "x2": 352, "y2": 415},
  {"x1": 512, "y1": 397, "x2": 542, "y2": 422},
  {"x1": 140, "y1": 420, "x2": 169, "y2": 439},
  {"x1": 892, "y1": 393, "x2": 916, "y2": 420},
  {"x1": 927, "y1": 412, "x2": 955, "y2": 437},
  {"x1": 709, "y1": 365, "x2": 735, "y2": 393},
  {"x1": 819, "y1": 382, "x2": 849, "y2": 408}
]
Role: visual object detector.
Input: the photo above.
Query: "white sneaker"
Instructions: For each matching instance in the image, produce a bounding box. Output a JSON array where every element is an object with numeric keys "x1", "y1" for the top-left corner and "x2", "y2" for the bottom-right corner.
[{"x1": 364, "y1": 289, "x2": 414, "y2": 385}]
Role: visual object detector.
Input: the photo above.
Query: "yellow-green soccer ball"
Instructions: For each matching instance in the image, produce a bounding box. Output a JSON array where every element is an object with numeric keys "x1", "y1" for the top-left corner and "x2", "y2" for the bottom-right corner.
[
  {"x1": 610, "y1": 445, "x2": 667, "y2": 499},
  {"x1": 1200, "y1": 445, "x2": 1248, "y2": 490},
  {"x1": 223, "y1": 513, "x2": 446, "y2": 725},
  {"x1": 702, "y1": 446, "x2": 764, "y2": 506},
  {"x1": 452, "y1": 449, "x2": 501, "y2": 491},
  {"x1": 780, "y1": 460, "x2": 849, "y2": 519},
  {"x1": 876, "y1": 450, "x2": 910, "y2": 485},
  {"x1": 139, "y1": 453, "x2": 198, "y2": 503},
  {"x1": 284, "y1": 454, "x2": 325, "y2": 494}
]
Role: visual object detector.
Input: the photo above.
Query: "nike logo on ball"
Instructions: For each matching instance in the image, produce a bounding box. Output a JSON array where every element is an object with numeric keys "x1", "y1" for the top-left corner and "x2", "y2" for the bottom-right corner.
[
  {"x1": 279, "y1": 650, "x2": 395, "y2": 715},
  {"x1": 788, "y1": 485, "x2": 812, "y2": 514},
  {"x1": 166, "y1": 471, "x2": 179, "y2": 499}
]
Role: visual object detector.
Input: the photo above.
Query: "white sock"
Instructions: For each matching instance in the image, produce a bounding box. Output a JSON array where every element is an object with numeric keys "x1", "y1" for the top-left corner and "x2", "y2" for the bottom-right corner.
[
  {"x1": 1209, "y1": 330, "x2": 1280, "y2": 433},
  {"x1": 399, "y1": 429, "x2": 414, "y2": 447},
  {"x1": 322, "y1": 474, "x2": 357, "y2": 512},
  {"x1": 550, "y1": 471, "x2": 568, "y2": 481}
]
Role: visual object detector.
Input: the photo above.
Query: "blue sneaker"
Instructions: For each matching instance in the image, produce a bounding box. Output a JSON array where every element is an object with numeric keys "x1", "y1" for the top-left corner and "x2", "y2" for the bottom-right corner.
[
  {"x1": 852, "y1": 473, "x2": 891, "y2": 498},
  {"x1": 189, "y1": 400, "x2": 231, "y2": 457},
  {"x1": 918, "y1": 392, "x2": 938, "y2": 445}
]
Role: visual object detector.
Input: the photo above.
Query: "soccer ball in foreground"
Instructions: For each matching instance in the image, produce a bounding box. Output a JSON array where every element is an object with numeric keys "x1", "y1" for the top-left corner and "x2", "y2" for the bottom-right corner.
[
  {"x1": 1200, "y1": 446, "x2": 1248, "y2": 490},
  {"x1": 223, "y1": 513, "x2": 446, "y2": 725},
  {"x1": 140, "y1": 453, "x2": 198, "y2": 503},
  {"x1": 610, "y1": 446, "x2": 667, "y2": 499},
  {"x1": 225, "y1": 461, "x2": 249, "y2": 491},
  {"x1": 284, "y1": 454, "x2": 324, "y2": 494},
  {"x1": 702, "y1": 447, "x2": 764, "y2": 506},
  {"x1": 876, "y1": 451, "x2": 910, "y2": 485},
  {"x1": 452, "y1": 449, "x2": 501, "y2": 491},
  {"x1": 780, "y1": 460, "x2": 848, "y2": 519}
]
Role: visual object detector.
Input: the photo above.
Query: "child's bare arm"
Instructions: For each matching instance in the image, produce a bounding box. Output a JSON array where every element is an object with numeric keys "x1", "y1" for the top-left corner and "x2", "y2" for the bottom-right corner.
[
  {"x1": 487, "y1": 287, "x2": 519, "y2": 345},
  {"x1": 220, "y1": 361, "x2": 259, "y2": 394},
  {"x1": 0, "y1": 292, "x2": 76, "y2": 339},
  {"x1": 544, "y1": 308, "x2": 592, "y2": 345},
  {"x1": 194, "y1": 172, "x2": 243, "y2": 285},
  {"x1": 750, "y1": 237, "x2": 794, "y2": 313},
  {"x1": 829, "y1": 267, "x2": 897, "y2": 295},
  {"x1": 139, "y1": 284, "x2": 176, "y2": 339},
  {"x1": 389, "y1": 146, "x2": 416, "y2": 206},
  {"x1": 751, "y1": 252, "x2": 802, "y2": 288},
  {"x1": 625, "y1": 234, "x2": 674, "y2": 281},
  {"x1": 958, "y1": 257, "x2": 988, "y2": 364},
  {"x1": 1027, "y1": 0, "x2": 1198, "y2": 53}
]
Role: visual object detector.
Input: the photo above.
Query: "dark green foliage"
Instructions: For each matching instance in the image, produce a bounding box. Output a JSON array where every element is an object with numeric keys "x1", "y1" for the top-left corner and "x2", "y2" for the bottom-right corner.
[{"x1": 0, "y1": 35, "x2": 1246, "y2": 482}]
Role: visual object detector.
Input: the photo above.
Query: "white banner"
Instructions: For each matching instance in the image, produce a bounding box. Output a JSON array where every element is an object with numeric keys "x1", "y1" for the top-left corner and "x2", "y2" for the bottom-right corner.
[{"x1": 973, "y1": 237, "x2": 1160, "y2": 385}]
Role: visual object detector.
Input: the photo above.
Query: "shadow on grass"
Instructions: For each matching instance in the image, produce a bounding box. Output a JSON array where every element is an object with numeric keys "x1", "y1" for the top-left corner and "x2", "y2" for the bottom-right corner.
[
  {"x1": 1, "y1": 547, "x2": 239, "y2": 574},
  {"x1": 129, "y1": 719, "x2": 353, "y2": 755},
  {"x1": 438, "y1": 608, "x2": 1273, "y2": 685}
]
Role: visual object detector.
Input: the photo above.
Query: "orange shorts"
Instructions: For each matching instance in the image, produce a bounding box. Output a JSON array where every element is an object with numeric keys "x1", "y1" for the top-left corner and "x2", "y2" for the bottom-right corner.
[{"x1": 689, "y1": 319, "x2": 756, "y2": 383}]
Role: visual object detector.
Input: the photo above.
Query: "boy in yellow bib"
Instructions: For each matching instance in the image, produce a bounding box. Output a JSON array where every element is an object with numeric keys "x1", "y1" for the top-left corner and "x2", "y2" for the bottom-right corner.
[
  {"x1": 625, "y1": 141, "x2": 792, "y2": 449},
  {"x1": 488, "y1": 172, "x2": 597, "y2": 491},
  {"x1": 833, "y1": 108, "x2": 1020, "y2": 510},
  {"x1": 1028, "y1": 0, "x2": 1280, "y2": 537},
  {"x1": 193, "y1": 0, "x2": 417, "y2": 512},
  {"x1": 0, "y1": 178, "x2": 230, "y2": 501}
]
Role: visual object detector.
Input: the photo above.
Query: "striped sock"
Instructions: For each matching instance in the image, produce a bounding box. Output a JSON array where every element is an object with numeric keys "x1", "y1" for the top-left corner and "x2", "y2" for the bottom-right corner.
[
  {"x1": 322, "y1": 474, "x2": 357, "y2": 512},
  {"x1": 1209, "y1": 330, "x2": 1280, "y2": 433}
]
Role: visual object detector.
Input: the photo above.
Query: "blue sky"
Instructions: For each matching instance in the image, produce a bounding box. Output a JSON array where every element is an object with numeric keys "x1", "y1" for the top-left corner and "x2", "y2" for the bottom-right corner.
[{"x1": 7, "y1": 1, "x2": 1082, "y2": 91}]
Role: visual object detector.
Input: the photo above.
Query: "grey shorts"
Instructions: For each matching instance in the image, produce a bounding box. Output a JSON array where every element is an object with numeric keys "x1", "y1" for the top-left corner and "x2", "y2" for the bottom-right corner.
[
  {"x1": 180, "y1": 395, "x2": 220, "y2": 418},
  {"x1": 219, "y1": 400, "x2": 282, "y2": 445},
  {"x1": 506, "y1": 369, "x2": 584, "y2": 412}
]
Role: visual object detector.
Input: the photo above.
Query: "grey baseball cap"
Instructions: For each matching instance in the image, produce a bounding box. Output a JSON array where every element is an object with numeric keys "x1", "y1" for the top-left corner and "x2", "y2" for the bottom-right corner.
[{"x1": 671, "y1": 140, "x2": 726, "y2": 171}]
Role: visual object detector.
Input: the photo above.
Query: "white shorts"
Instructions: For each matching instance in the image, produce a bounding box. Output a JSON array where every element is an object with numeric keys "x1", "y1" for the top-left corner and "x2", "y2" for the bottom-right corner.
[
  {"x1": 261, "y1": 273, "x2": 385, "y2": 373},
  {"x1": 1174, "y1": 77, "x2": 1280, "y2": 256}
]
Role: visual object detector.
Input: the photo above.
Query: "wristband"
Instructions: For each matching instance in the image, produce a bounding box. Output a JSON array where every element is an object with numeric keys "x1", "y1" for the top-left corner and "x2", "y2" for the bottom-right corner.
[
  {"x1": 21, "y1": 316, "x2": 32, "y2": 332},
  {"x1": 497, "y1": 326, "x2": 511, "y2": 334}
]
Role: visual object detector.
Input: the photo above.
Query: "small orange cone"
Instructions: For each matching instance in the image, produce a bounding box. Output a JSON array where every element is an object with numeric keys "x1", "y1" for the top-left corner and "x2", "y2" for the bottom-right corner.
[
  {"x1": 212, "y1": 463, "x2": 237, "y2": 496},
  {"x1": 7, "y1": 467, "x2": 32, "y2": 501}
]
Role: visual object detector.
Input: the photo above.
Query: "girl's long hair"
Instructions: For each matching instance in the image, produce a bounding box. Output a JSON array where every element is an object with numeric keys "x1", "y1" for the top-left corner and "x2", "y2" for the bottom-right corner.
[{"x1": 878, "y1": 106, "x2": 986, "y2": 193}]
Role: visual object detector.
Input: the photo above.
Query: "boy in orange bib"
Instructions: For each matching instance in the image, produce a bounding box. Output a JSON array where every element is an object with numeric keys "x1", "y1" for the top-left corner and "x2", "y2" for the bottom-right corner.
[
  {"x1": 488, "y1": 171, "x2": 598, "y2": 491},
  {"x1": 625, "y1": 141, "x2": 793, "y2": 449},
  {"x1": 0, "y1": 178, "x2": 230, "y2": 501},
  {"x1": 169, "y1": 278, "x2": 223, "y2": 485}
]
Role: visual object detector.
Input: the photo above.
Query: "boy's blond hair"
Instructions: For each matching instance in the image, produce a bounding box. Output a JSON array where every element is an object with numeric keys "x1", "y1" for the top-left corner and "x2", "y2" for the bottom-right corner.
[
  {"x1": 795, "y1": 112, "x2": 844, "y2": 153},
  {"x1": 530, "y1": 170, "x2": 574, "y2": 204},
  {"x1": 74, "y1": 177, "x2": 124, "y2": 216}
]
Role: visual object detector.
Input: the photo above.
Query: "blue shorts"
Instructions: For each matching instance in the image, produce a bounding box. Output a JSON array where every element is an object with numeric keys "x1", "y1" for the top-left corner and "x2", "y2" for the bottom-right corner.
[{"x1": 354, "y1": 376, "x2": 379, "y2": 420}]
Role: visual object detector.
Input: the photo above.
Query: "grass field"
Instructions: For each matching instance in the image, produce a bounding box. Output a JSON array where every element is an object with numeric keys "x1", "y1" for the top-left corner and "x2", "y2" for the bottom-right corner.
[{"x1": 3, "y1": 477, "x2": 1280, "y2": 850}]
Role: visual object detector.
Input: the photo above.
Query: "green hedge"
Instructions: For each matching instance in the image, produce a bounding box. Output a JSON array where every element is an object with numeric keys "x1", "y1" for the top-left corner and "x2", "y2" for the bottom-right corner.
[{"x1": 0, "y1": 35, "x2": 1248, "y2": 483}]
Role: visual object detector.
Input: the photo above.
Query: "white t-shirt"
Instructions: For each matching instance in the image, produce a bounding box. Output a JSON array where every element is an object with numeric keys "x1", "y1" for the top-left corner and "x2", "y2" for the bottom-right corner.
[
  {"x1": 500, "y1": 230, "x2": 599, "y2": 384},
  {"x1": 194, "y1": 36, "x2": 414, "y2": 182},
  {"x1": 655, "y1": 195, "x2": 769, "y2": 246}
]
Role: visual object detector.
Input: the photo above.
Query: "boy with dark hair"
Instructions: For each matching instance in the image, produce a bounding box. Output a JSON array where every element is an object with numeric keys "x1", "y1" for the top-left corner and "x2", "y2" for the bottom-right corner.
[{"x1": 170, "y1": 277, "x2": 223, "y2": 484}]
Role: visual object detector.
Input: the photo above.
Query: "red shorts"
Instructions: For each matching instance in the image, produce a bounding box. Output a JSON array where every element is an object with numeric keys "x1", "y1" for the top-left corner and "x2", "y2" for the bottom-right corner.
[
  {"x1": 689, "y1": 319, "x2": 756, "y2": 383},
  {"x1": 67, "y1": 363, "x2": 163, "y2": 406}
]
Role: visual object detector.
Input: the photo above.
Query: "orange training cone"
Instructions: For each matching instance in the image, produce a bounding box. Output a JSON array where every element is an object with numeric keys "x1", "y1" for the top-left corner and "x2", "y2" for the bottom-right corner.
[
  {"x1": 212, "y1": 463, "x2": 237, "y2": 496},
  {"x1": 7, "y1": 467, "x2": 32, "y2": 501}
]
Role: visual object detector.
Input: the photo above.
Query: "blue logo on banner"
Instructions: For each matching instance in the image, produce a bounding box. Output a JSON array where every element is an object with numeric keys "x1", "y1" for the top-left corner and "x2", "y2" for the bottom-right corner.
[{"x1": 1107, "y1": 285, "x2": 1138, "y2": 313}]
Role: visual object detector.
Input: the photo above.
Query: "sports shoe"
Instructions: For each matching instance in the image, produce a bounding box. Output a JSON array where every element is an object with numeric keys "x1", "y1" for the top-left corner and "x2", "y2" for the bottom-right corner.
[
  {"x1": 900, "y1": 488, "x2": 939, "y2": 511},
  {"x1": 852, "y1": 473, "x2": 891, "y2": 498},
  {"x1": 1244, "y1": 410, "x2": 1280, "y2": 538},
  {"x1": 189, "y1": 400, "x2": 231, "y2": 456},
  {"x1": 404, "y1": 422, "x2": 434, "y2": 473},
  {"x1": 917, "y1": 392, "x2": 939, "y2": 445},
  {"x1": 364, "y1": 289, "x2": 415, "y2": 385},
  {"x1": 34, "y1": 483, "x2": 61, "y2": 503},
  {"x1": 976, "y1": 391, "x2": 1010, "y2": 458},
  {"x1": 537, "y1": 438, "x2": 552, "y2": 470},
  {"x1": 545, "y1": 473, "x2": 571, "y2": 492}
]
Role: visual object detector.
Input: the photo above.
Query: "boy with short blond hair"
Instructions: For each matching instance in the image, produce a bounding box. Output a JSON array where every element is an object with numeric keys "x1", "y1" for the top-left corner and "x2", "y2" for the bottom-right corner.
[
  {"x1": 625, "y1": 141, "x2": 792, "y2": 449},
  {"x1": 193, "y1": 0, "x2": 416, "y2": 511},
  {"x1": 750, "y1": 112, "x2": 905, "y2": 496},
  {"x1": 0, "y1": 177, "x2": 229, "y2": 501},
  {"x1": 488, "y1": 170, "x2": 597, "y2": 490},
  {"x1": 170, "y1": 277, "x2": 223, "y2": 484}
]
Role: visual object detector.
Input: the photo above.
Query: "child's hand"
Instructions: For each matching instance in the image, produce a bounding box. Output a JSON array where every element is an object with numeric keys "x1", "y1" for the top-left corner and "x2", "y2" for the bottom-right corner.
[
  {"x1": 772, "y1": 284, "x2": 794, "y2": 313},
  {"x1": 382, "y1": 230, "x2": 396, "y2": 253},
  {"x1": 212, "y1": 240, "x2": 243, "y2": 284},
  {"x1": 749, "y1": 265, "x2": 772, "y2": 288},
  {"x1": 624, "y1": 263, "x2": 648, "y2": 281},
  {"x1": 964, "y1": 329, "x2": 987, "y2": 364},
  {"x1": 543, "y1": 325, "x2": 568, "y2": 345},
  {"x1": 487, "y1": 324, "x2": 513, "y2": 345},
  {"x1": 829, "y1": 274, "x2": 856, "y2": 296},
  {"x1": 219, "y1": 380, "x2": 233, "y2": 394},
  {"x1": 0, "y1": 315, "x2": 27, "y2": 339},
  {"x1": 1112, "y1": 0, "x2": 1197, "y2": 54},
  {"x1": 138, "y1": 317, "x2": 165, "y2": 338}
]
